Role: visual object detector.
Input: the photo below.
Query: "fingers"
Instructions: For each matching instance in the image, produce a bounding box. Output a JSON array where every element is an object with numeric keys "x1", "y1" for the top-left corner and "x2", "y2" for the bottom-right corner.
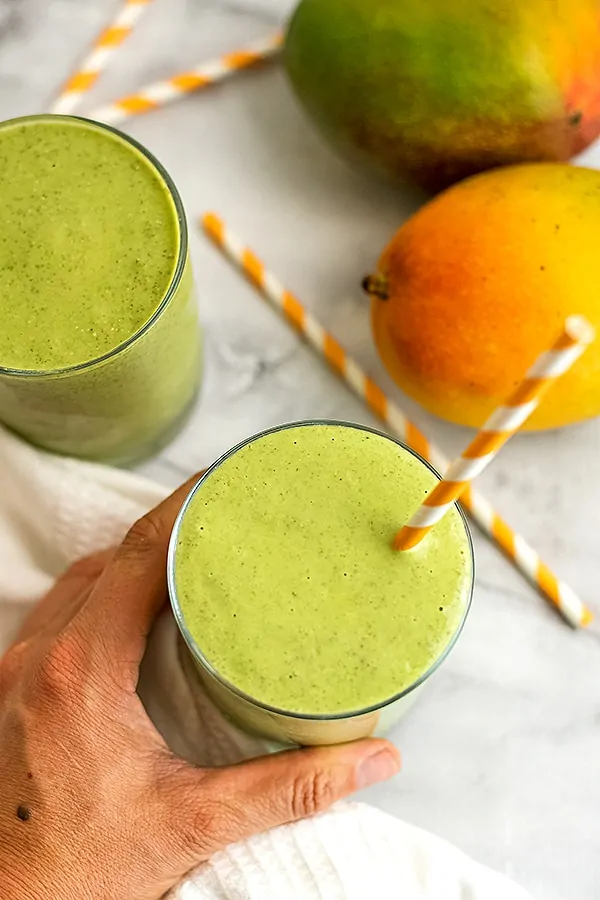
[
  {"x1": 164, "y1": 739, "x2": 401, "y2": 862},
  {"x1": 79, "y1": 473, "x2": 204, "y2": 669},
  {"x1": 15, "y1": 549, "x2": 116, "y2": 645}
]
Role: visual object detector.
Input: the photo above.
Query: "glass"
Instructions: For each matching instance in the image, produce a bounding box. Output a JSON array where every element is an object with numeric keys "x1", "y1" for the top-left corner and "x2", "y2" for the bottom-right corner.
[
  {"x1": 0, "y1": 115, "x2": 202, "y2": 465},
  {"x1": 168, "y1": 421, "x2": 475, "y2": 746}
]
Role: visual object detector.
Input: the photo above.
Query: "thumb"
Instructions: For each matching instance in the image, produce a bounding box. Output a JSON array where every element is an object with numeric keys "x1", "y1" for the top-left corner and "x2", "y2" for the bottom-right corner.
[{"x1": 167, "y1": 739, "x2": 400, "y2": 862}]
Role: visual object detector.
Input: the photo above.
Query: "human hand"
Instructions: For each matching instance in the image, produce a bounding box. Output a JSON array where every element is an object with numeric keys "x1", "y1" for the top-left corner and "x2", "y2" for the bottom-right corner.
[{"x1": 0, "y1": 476, "x2": 401, "y2": 900}]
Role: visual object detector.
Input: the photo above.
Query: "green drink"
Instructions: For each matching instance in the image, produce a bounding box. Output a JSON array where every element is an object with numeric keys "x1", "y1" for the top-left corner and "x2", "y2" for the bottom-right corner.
[
  {"x1": 169, "y1": 422, "x2": 473, "y2": 745},
  {"x1": 0, "y1": 115, "x2": 201, "y2": 464}
]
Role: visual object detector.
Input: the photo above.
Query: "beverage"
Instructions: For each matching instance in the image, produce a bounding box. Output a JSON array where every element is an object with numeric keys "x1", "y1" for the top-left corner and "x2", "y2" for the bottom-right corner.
[
  {"x1": 169, "y1": 421, "x2": 474, "y2": 745},
  {"x1": 0, "y1": 115, "x2": 201, "y2": 464}
]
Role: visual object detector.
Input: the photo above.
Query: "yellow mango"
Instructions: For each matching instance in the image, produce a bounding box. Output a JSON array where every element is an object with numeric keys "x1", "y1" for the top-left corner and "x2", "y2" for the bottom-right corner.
[{"x1": 366, "y1": 163, "x2": 600, "y2": 430}]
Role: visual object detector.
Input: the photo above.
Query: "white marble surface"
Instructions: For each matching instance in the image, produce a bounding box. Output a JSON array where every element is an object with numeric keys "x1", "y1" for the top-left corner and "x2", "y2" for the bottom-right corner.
[{"x1": 1, "y1": 1, "x2": 599, "y2": 897}]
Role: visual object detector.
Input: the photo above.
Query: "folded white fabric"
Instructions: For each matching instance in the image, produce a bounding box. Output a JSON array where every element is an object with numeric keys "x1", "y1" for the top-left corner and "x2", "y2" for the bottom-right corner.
[{"x1": 0, "y1": 425, "x2": 534, "y2": 900}]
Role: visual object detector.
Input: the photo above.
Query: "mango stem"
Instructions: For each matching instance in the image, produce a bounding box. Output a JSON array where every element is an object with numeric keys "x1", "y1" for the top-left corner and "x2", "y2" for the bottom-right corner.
[{"x1": 362, "y1": 273, "x2": 389, "y2": 301}]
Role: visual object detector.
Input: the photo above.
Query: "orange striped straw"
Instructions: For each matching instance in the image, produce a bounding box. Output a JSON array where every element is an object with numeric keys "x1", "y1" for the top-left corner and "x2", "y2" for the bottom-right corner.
[
  {"x1": 202, "y1": 211, "x2": 595, "y2": 629},
  {"x1": 87, "y1": 33, "x2": 283, "y2": 126},
  {"x1": 395, "y1": 316, "x2": 595, "y2": 551},
  {"x1": 50, "y1": 0, "x2": 154, "y2": 116}
]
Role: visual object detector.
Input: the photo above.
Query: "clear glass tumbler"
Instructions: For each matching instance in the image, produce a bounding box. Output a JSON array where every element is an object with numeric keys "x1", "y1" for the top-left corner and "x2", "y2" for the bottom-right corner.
[
  {"x1": 168, "y1": 421, "x2": 475, "y2": 746},
  {"x1": 0, "y1": 115, "x2": 202, "y2": 465}
]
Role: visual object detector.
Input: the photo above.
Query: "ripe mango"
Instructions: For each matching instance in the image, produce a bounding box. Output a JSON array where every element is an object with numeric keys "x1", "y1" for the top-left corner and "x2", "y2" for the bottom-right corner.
[
  {"x1": 285, "y1": 0, "x2": 600, "y2": 192},
  {"x1": 366, "y1": 163, "x2": 600, "y2": 431}
]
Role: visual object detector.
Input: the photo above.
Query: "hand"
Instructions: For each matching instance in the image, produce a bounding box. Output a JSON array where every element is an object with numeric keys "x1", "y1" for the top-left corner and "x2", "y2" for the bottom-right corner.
[{"x1": 0, "y1": 477, "x2": 401, "y2": 900}]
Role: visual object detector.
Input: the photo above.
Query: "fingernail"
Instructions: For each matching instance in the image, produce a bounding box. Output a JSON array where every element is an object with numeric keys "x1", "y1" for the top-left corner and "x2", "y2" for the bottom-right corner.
[{"x1": 356, "y1": 749, "x2": 400, "y2": 790}]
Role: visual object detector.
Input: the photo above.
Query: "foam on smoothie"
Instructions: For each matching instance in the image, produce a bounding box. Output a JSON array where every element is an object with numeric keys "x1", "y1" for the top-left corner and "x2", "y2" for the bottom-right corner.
[
  {"x1": 175, "y1": 423, "x2": 472, "y2": 716},
  {"x1": 0, "y1": 116, "x2": 179, "y2": 371}
]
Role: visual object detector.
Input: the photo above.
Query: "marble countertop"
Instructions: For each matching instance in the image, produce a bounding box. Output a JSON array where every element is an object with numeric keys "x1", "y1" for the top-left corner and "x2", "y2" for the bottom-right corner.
[{"x1": 1, "y1": 1, "x2": 599, "y2": 897}]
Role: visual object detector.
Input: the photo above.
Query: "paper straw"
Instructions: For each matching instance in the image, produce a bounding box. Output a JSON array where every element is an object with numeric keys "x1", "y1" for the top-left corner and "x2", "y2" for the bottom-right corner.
[
  {"x1": 50, "y1": 0, "x2": 154, "y2": 116},
  {"x1": 202, "y1": 212, "x2": 595, "y2": 629},
  {"x1": 87, "y1": 33, "x2": 283, "y2": 126},
  {"x1": 395, "y1": 317, "x2": 595, "y2": 552}
]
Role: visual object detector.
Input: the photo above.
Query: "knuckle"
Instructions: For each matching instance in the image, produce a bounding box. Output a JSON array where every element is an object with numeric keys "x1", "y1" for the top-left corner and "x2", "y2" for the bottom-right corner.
[
  {"x1": 290, "y1": 769, "x2": 336, "y2": 819},
  {"x1": 159, "y1": 769, "x2": 236, "y2": 859},
  {"x1": 121, "y1": 513, "x2": 164, "y2": 557},
  {"x1": 65, "y1": 553, "x2": 107, "y2": 582},
  {"x1": 31, "y1": 632, "x2": 86, "y2": 703},
  {"x1": 0, "y1": 642, "x2": 27, "y2": 695},
  {"x1": 175, "y1": 797, "x2": 228, "y2": 858}
]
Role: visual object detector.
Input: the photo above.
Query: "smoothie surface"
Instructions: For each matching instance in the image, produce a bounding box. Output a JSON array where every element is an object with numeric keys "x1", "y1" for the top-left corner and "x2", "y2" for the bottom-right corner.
[
  {"x1": 175, "y1": 423, "x2": 472, "y2": 716},
  {"x1": 0, "y1": 116, "x2": 180, "y2": 371}
]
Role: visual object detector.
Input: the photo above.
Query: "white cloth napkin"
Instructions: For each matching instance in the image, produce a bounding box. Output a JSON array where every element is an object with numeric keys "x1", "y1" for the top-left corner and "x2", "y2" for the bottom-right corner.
[{"x1": 0, "y1": 424, "x2": 534, "y2": 900}]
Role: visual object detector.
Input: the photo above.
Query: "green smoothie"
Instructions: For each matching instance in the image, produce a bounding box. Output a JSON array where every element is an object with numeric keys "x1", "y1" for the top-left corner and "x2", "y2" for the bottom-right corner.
[
  {"x1": 0, "y1": 115, "x2": 201, "y2": 463},
  {"x1": 172, "y1": 422, "x2": 473, "y2": 739}
]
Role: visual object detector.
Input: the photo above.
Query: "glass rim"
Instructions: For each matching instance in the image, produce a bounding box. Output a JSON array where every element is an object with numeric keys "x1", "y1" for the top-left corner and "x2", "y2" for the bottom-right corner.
[
  {"x1": 168, "y1": 419, "x2": 476, "y2": 723},
  {"x1": 0, "y1": 113, "x2": 188, "y2": 379}
]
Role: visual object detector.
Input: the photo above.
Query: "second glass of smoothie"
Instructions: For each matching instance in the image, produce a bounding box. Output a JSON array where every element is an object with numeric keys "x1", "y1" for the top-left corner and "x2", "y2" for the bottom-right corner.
[
  {"x1": 169, "y1": 421, "x2": 474, "y2": 746},
  {"x1": 0, "y1": 115, "x2": 202, "y2": 464}
]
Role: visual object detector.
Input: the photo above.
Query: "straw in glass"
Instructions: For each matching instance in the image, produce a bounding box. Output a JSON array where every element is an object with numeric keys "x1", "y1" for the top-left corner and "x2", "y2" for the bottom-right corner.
[{"x1": 395, "y1": 317, "x2": 595, "y2": 550}]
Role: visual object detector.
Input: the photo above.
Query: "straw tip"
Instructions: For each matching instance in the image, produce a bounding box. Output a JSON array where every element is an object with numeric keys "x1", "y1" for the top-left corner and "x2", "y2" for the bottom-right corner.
[
  {"x1": 202, "y1": 212, "x2": 223, "y2": 241},
  {"x1": 581, "y1": 607, "x2": 595, "y2": 628},
  {"x1": 565, "y1": 315, "x2": 596, "y2": 345},
  {"x1": 393, "y1": 526, "x2": 425, "y2": 552}
]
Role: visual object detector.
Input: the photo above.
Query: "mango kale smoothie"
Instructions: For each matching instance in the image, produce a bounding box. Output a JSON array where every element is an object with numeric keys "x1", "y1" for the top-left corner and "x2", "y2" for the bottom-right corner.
[
  {"x1": 170, "y1": 422, "x2": 474, "y2": 745},
  {"x1": 0, "y1": 115, "x2": 201, "y2": 464}
]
